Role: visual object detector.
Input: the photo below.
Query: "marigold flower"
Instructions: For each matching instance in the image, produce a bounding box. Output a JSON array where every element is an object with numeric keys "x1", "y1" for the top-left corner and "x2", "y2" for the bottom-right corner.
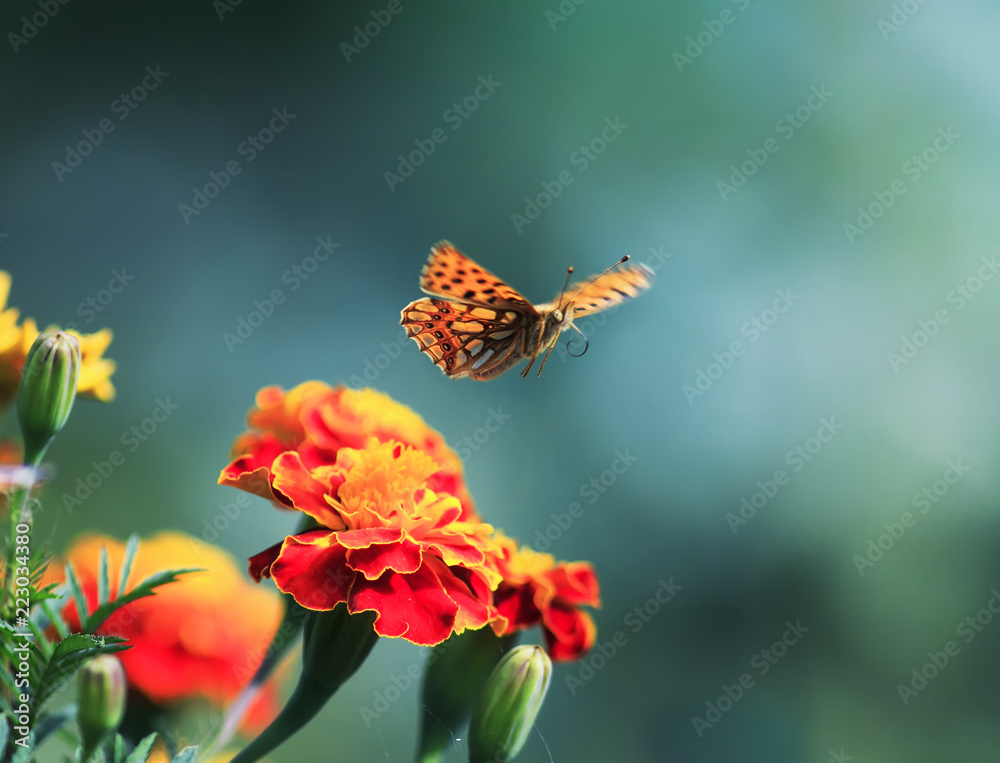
[
  {"x1": 48, "y1": 532, "x2": 283, "y2": 728},
  {"x1": 490, "y1": 534, "x2": 601, "y2": 661},
  {"x1": 220, "y1": 382, "x2": 475, "y2": 519},
  {"x1": 0, "y1": 271, "x2": 116, "y2": 408},
  {"x1": 243, "y1": 439, "x2": 501, "y2": 646}
]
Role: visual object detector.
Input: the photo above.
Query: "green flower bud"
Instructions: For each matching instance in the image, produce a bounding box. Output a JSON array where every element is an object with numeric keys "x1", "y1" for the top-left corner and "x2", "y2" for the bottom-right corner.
[
  {"x1": 17, "y1": 330, "x2": 80, "y2": 466},
  {"x1": 78, "y1": 655, "x2": 126, "y2": 758},
  {"x1": 417, "y1": 629, "x2": 518, "y2": 763},
  {"x1": 467, "y1": 645, "x2": 552, "y2": 763}
]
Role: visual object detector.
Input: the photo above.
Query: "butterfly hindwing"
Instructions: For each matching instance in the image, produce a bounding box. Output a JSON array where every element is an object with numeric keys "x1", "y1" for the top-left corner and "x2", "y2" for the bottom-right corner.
[
  {"x1": 420, "y1": 242, "x2": 534, "y2": 310},
  {"x1": 400, "y1": 298, "x2": 530, "y2": 379}
]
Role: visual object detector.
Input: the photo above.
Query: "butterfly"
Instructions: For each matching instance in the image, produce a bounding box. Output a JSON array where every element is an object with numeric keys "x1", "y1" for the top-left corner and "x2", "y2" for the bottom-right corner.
[{"x1": 399, "y1": 241, "x2": 653, "y2": 380}]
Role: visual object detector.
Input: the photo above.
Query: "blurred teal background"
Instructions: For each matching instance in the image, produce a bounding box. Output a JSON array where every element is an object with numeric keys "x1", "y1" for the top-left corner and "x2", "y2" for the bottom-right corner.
[{"x1": 3, "y1": 1, "x2": 1000, "y2": 761}]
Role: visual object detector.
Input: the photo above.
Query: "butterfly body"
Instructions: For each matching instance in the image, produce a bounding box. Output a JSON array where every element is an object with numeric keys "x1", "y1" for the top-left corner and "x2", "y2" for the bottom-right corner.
[{"x1": 400, "y1": 242, "x2": 652, "y2": 380}]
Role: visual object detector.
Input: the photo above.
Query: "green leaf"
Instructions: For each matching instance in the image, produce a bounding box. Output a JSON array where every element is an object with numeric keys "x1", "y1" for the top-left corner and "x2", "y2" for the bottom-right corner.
[
  {"x1": 112, "y1": 733, "x2": 128, "y2": 763},
  {"x1": 172, "y1": 746, "x2": 200, "y2": 763},
  {"x1": 34, "y1": 633, "x2": 129, "y2": 713},
  {"x1": 0, "y1": 715, "x2": 9, "y2": 759},
  {"x1": 64, "y1": 562, "x2": 90, "y2": 624},
  {"x1": 118, "y1": 534, "x2": 139, "y2": 597},
  {"x1": 123, "y1": 733, "x2": 158, "y2": 763},
  {"x1": 98, "y1": 546, "x2": 110, "y2": 606},
  {"x1": 32, "y1": 704, "x2": 76, "y2": 748},
  {"x1": 82, "y1": 568, "x2": 202, "y2": 635},
  {"x1": 38, "y1": 599, "x2": 70, "y2": 642}
]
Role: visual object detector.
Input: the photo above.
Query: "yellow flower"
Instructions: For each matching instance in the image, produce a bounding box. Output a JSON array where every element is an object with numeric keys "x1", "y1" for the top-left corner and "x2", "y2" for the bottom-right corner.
[{"x1": 0, "y1": 271, "x2": 116, "y2": 409}]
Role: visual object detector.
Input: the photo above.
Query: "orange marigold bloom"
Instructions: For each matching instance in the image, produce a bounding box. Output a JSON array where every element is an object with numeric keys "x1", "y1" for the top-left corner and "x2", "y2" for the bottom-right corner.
[
  {"x1": 490, "y1": 534, "x2": 601, "y2": 661},
  {"x1": 48, "y1": 532, "x2": 282, "y2": 725},
  {"x1": 243, "y1": 440, "x2": 501, "y2": 646},
  {"x1": 0, "y1": 271, "x2": 116, "y2": 408},
  {"x1": 221, "y1": 382, "x2": 475, "y2": 519}
]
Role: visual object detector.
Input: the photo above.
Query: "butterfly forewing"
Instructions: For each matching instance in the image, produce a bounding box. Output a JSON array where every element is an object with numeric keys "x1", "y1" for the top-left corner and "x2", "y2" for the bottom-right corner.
[
  {"x1": 420, "y1": 242, "x2": 535, "y2": 310},
  {"x1": 400, "y1": 298, "x2": 530, "y2": 379},
  {"x1": 559, "y1": 264, "x2": 654, "y2": 318}
]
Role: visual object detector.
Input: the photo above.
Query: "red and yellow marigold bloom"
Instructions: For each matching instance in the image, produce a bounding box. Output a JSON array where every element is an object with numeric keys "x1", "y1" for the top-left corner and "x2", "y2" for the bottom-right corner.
[
  {"x1": 242, "y1": 439, "x2": 501, "y2": 646},
  {"x1": 47, "y1": 532, "x2": 283, "y2": 727},
  {"x1": 0, "y1": 271, "x2": 116, "y2": 408},
  {"x1": 490, "y1": 534, "x2": 601, "y2": 661},
  {"x1": 221, "y1": 382, "x2": 475, "y2": 519}
]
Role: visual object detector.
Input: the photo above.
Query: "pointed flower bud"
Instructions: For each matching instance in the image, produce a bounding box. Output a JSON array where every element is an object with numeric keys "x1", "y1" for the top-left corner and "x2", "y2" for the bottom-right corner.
[
  {"x1": 417, "y1": 629, "x2": 517, "y2": 763},
  {"x1": 468, "y1": 645, "x2": 552, "y2": 763},
  {"x1": 78, "y1": 655, "x2": 126, "y2": 757},
  {"x1": 17, "y1": 330, "x2": 80, "y2": 465}
]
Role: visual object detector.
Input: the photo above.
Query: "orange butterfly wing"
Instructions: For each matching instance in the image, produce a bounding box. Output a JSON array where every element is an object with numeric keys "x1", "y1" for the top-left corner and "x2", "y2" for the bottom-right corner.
[
  {"x1": 558, "y1": 263, "x2": 654, "y2": 318},
  {"x1": 419, "y1": 242, "x2": 536, "y2": 311},
  {"x1": 400, "y1": 298, "x2": 529, "y2": 379}
]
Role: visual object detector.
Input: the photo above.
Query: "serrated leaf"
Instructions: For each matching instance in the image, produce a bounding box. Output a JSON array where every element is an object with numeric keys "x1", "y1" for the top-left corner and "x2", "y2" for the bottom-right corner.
[
  {"x1": 38, "y1": 599, "x2": 70, "y2": 642},
  {"x1": 98, "y1": 546, "x2": 110, "y2": 606},
  {"x1": 63, "y1": 562, "x2": 90, "y2": 624},
  {"x1": 123, "y1": 733, "x2": 158, "y2": 763},
  {"x1": 32, "y1": 704, "x2": 76, "y2": 748},
  {"x1": 171, "y1": 746, "x2": 199, "y2": 763},
  {"x1": 83, "y1": 567, "x2": 202, "y2": 635},
  {"x1": 118, "y1": 534, "x2": 139, "y2": 597},
  {"x1": 34, "y1": 634, "x2": 129, "y2": 712}
]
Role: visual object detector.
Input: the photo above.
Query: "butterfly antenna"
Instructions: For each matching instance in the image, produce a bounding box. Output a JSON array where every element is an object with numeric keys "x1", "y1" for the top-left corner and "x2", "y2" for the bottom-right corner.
[
  {"x1": 566, "y1": 255, "x2": 630, "y2": 303},
  {"x1": 555, "y1": 266, "x2": 575, "y2": 312},
  {"x1": 566, "y1": 323, "x2": 589, "y2": 358}
]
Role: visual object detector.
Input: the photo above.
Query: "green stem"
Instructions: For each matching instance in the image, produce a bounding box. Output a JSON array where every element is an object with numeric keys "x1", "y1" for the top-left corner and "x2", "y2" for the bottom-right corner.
[{"x1": 227, "y1": 676, "x2": 332, "y2": 763}]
